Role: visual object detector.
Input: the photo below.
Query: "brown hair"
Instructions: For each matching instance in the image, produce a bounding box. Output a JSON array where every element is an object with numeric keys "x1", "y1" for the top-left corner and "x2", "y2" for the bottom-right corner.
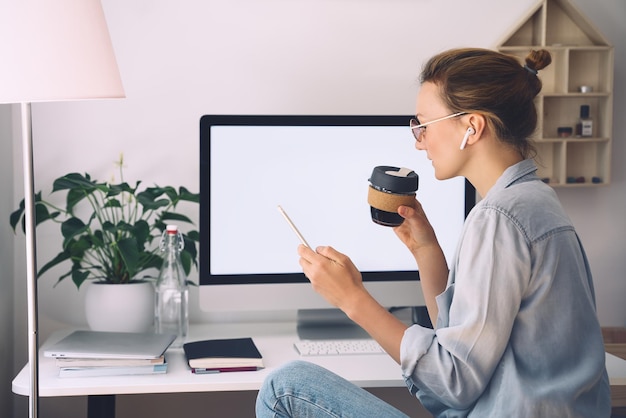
[{"x1": 419, "y1": 48, "x2": 552, "y2": 159}]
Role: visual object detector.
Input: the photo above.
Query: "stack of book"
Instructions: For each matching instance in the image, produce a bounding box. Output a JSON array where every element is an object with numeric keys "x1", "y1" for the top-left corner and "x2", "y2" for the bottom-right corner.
[
  {"x1": 43, "y1": 330, "x2": 176, "y2": 378},
  {"x1": 54, "y1": 355, "x2": 167, "y2": 378}
]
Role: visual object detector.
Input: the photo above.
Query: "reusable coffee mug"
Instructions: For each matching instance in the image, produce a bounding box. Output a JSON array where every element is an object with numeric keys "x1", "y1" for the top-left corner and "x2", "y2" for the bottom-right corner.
[{"x1": 367, "y1": 166, "x2": 419, "y2": 227}]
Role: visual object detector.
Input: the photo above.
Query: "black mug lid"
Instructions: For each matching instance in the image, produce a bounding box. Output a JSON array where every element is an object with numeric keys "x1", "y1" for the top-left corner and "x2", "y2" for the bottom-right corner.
[{"x1": 369, "y1": 166, "x2": 418, "y2": 193}]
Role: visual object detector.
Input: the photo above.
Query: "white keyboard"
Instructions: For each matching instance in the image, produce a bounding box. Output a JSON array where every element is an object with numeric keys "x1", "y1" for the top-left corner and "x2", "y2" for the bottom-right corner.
[{"x1": 294, "y1": 339, "x2": 386, "y2": 356}]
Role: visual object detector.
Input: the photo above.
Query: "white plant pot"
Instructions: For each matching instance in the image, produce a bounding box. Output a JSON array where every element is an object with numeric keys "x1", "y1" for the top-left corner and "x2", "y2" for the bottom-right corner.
[{"x1": 84, "y1": 280, "x2": 155, "y2": 333}]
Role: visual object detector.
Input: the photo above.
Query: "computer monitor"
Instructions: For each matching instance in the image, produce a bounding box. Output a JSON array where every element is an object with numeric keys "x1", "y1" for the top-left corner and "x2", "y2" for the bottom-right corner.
[{"x1": 199, "y1": 115, "x2": 475, "y2": 322}]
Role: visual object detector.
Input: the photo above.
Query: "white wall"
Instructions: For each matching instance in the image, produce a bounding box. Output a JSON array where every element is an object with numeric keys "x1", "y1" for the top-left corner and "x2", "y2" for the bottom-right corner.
[{"x1": 6, "y1": 0, "x2": 626, "y2": 416}]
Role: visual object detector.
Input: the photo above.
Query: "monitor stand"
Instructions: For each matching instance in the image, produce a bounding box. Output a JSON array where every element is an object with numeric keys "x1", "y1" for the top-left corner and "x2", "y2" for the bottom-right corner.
[
  {"x1": 296, "y1": 306, "x2": 431, "y2": 340},
  {"x1": 296, "y1": 309, "x2": 369, "y2": 340}
]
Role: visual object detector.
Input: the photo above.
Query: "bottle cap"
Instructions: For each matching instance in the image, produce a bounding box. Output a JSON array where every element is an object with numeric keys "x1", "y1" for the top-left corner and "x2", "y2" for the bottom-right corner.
[
  {"x1": 166, "y1": 224, "x2": 178, "y2": 234},
  {"x1": 580, "y1": 105, "x2": 590, "y2": 118}
]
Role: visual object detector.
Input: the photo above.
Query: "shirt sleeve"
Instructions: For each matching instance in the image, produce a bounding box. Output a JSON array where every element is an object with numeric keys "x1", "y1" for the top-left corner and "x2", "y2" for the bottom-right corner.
[{"x1": 400, "y1": 205, "x2": 532, "y2": 410}]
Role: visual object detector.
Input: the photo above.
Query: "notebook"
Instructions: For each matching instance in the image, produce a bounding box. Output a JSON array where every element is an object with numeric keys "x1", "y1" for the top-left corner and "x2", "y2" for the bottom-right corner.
[
  {"x1": 183, "y1": 337, "x2": 264, "y2": 372},
  {"x1": 43, "y1": 330, "x2": 177, "y2": 359}
]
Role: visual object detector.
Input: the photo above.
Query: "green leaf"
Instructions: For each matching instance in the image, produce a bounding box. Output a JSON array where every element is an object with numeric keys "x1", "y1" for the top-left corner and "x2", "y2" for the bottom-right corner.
[
  {"x1": 9, "y1": 205, "x2": 24, "y2": 232},
  {"x1": 163, "y1": 186, "x2": 178, "y2": 202},
  {"x1": 186, "y1": 230, "x2": 200, "y2": 241},
  {"x1": 130, "y1": 220, "x2": 150, "y2": 247},
  {"x1": 60, "y1": 217, "x2": 88, "y2": 241},
  {"x1": 10, "y1": 194, "x2": 60, "y2": 233},
  {"x1": 66, "y1": 236, "x2": 92, "y2": 260},
  {"x1": 91, "y1": 229, "x2": 105, "y2": 247},
  {"x1": 136, "y1": 192, "x2": 170, "y2": 211},
  {"x1": 139, "y1": 251, "x2": 163, "y2": 272},
  {"x1": 65, "y1": 188, "x2": 92, "y2": 214},
  {"x1": 183, "y1": 235, "x2": 198, "y2": 257},
  {"x1": 103, "y1": 198, "x2": 123, "y2": 209},
  {"x1": 36, "y1": 204, "x2": 60, "y2": 225},
  {"x1": 71, "y1": 266, "x2": 91, "y2": 289},
  {"x1": 178, "y1": 187, "x2": 200, "y2": 203},
  {"x1": 38, "y1": 249, "x2": 71, "y2": 278},
  {"x1": 52, "y1": 173, "x2": 94, "y2": 192},
  {"x1": 159, "y1": 212, "x2": 194, "y2": 224},
  {"x1": 117, "y1": 237, "x2": 140, "y2": 278},
  {"x1": 180, "y1": 251, "x2": 194, "y2": 276},
  {"x1": 52, "y1": 270, "x2": 73, "y2": 288},
  {"x1": 107, "y1": 182, "x2": 136, "y2": 197}
]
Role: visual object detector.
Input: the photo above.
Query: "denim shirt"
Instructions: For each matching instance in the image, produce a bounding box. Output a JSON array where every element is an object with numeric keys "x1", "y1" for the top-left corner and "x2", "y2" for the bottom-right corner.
[{"x1": 400, "y1": 159, "x2": 611, "y2": 417}]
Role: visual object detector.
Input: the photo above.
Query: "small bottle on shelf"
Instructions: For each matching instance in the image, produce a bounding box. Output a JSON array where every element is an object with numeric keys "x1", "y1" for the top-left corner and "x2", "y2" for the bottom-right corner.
[
  {"x1": 575, "y1": 105, "x2": 593, "y2": 137},
  {"x1": 155, "y1": 224, "x2": 189, "y2": 348}
]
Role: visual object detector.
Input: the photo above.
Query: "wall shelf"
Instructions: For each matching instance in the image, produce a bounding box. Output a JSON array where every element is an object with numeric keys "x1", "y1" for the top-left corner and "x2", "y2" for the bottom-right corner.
[{"x1": 497, "y1": 0, "x2": 614, "y2": 187}]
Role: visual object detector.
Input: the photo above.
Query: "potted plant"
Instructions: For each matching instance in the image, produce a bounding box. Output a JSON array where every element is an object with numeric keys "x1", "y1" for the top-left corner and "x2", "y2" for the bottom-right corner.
[{"x1": 10, "y1": 155, "x2": 199, "y2": 332}]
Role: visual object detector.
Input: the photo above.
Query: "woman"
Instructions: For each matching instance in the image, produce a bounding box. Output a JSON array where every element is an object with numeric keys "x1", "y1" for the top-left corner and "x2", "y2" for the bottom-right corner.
[{"x1": 256, "y1": 48, "x2": 611, "y2": 417}]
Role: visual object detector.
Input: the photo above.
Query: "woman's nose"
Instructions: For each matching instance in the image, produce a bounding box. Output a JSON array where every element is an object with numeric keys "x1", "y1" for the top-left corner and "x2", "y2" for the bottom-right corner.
[{"x1": 414, "y1": 139, "x2": 426, "y2": 151}]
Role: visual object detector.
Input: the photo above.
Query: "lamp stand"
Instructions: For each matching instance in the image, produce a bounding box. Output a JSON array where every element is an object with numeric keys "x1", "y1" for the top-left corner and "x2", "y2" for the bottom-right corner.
[{"x1": 20, "y1": 102, "x2": 40, "y2": 418}]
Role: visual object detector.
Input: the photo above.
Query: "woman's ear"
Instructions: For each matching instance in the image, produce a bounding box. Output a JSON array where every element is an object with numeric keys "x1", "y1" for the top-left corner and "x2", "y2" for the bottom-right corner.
[
  {"x1": 463, "y1": 114, "x2": 487, "y2": 148},
  {"x1": 460, "y1": 127, "x2": 475, "y2": 150}
]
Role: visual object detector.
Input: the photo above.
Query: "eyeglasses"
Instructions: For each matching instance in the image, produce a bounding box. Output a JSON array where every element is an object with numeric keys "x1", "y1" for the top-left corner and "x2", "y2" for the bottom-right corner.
[{"x1": 409, "y1": 112, "x2": 466, "y2": 142}]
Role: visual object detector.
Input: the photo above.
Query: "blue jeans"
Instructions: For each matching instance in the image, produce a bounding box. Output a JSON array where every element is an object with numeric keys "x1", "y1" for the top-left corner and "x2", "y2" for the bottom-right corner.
[{"x1": 256, "y1": 360, "x2": 410, "y2": 418}]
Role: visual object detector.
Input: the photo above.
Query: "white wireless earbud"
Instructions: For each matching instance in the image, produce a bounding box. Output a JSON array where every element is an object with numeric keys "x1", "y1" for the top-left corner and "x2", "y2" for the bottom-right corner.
[{"x1": 460, "y1": 127, "x2": 475, "y2": 150}]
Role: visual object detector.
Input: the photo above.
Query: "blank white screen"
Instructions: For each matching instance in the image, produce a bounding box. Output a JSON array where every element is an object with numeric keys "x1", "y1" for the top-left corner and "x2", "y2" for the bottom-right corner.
[{"x1": 209, "y1": 124, "x2": 466, "y2": 276}]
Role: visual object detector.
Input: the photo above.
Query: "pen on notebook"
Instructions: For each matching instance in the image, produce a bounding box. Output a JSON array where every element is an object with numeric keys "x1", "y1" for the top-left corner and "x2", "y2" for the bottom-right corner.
[{"x1": 191, "y1": 366, "x2": 261, "y2": 374}]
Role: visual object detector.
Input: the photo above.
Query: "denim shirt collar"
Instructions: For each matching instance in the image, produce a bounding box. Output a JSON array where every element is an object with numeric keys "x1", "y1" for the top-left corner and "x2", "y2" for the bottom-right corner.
[{"x1": 487, "y1": 159, "x2": 538, "y2": 197}]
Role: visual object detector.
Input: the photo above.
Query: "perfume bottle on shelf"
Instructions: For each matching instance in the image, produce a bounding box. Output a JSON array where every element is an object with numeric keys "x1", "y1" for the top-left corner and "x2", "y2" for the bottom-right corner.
[{"x1": 575, "y1": 105, "x2": 593, "y2": 137}]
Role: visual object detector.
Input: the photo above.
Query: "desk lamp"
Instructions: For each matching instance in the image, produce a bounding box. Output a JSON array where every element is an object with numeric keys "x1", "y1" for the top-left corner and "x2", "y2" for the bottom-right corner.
[{"x1": 0, "y1": 1, "x2": 125, "y2": 416}]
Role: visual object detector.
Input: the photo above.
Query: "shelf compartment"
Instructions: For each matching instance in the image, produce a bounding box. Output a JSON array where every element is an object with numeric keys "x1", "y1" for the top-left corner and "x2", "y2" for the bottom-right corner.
[
  {"x1": 564, "y1": 141, "x2": 610, "y2": 184},
  {"x1": 534, "y1": 141, "x2": 565, "y2": 184},
  {"x1": 568, "y1": 48, "x2": 613, "y2": 93},
  {"x1": 542, "y1": 95, "x2": 607, "y2": 138},
  {"x1": 540, "y1": 48, "x2": 568, "y2": 93},
  {"x1": 545, "y1": 0, "x2": 597, "y2": 46}
]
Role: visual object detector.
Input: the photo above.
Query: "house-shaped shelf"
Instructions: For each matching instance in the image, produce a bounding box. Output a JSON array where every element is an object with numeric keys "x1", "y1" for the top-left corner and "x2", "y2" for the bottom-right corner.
[{"x1": 496, "y1": 0, "x2": 614, "y2": 187}]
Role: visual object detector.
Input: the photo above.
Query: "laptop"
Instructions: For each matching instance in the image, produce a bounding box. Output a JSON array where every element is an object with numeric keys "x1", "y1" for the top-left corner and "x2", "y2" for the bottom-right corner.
[{"x1": 44, "y1": 330, "x2": 177, "y2": 359}]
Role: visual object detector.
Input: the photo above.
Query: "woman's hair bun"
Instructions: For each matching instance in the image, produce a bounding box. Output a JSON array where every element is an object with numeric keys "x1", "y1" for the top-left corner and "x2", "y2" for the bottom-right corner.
[{"x1": 525, "y1": 49, "x2": 552, "y2": 74}]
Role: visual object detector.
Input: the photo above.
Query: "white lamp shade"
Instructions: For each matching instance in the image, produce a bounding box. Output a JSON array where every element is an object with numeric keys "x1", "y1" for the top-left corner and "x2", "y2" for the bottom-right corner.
[{"x1": 0, "y1": 0, "x2": 125, "y2": 103}]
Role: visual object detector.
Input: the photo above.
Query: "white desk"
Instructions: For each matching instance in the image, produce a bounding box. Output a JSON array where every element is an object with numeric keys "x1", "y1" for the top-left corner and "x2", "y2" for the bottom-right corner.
[
  {"x1": 13, "y1": 322, "x2": 626, "y2": 417},
  {"x1": 13, "y1": 322, "x2": 404, "y2": 417}
]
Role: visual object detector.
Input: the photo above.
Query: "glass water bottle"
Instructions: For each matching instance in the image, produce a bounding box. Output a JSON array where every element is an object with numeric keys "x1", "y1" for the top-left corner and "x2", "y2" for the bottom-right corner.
[{"x1": 155, "y1": 224, "x2": 189, "y2": 348}]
